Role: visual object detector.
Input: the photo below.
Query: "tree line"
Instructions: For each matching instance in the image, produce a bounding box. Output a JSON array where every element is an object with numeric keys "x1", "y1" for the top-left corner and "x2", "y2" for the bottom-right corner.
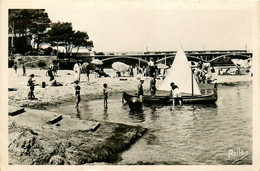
[{"x1": 9, "y1": 9, "x2": 94, "y2": 56}]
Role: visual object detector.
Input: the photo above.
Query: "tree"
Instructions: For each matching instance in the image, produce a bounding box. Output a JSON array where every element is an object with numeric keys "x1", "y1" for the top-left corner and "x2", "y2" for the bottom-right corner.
[
  {"x1": 47, "y1": 22, "x2": 94, "y2": 56},
  {"x1": 73, "y1": 31, "x2": 94, "y2": 54},
  {"x1": 9, "y1": 9, "x2": 51, "y2": 55},
  {"x1": 28, "y1": 10, "x2": 51, "y2": 54},
  {"x1": 47, "y1": 22, "x2": 75, "y2": 55}
]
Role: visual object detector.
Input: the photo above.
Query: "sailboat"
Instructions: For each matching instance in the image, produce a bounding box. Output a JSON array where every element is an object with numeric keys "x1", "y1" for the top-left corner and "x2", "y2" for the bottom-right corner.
[{"x1": 122, "y1": 47, "x2": 218, "y2": 104}]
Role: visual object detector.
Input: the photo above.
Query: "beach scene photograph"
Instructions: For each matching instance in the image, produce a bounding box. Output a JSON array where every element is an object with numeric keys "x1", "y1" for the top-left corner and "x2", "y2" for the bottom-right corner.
[{"x1": 1, "y1": 1, "x2": 259, "y2": 169}]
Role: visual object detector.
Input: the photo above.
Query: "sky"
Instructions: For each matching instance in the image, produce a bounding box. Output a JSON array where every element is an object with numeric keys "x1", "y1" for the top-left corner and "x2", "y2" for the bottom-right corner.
[{"x1": 43, "y1": 1, "x2": 253, "y2": 52}]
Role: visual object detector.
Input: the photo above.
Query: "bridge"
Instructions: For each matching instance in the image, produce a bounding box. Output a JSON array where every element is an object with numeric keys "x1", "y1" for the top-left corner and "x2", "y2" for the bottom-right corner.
[
  {"x1": 57, "y1": 50, "x2": 252, "y2": 69},
  {"x1": 93, "y1": 50, "x2": 252, "y2": 67}
]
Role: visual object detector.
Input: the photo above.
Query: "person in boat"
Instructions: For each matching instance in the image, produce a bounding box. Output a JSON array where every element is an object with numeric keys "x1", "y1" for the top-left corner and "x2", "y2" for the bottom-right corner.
[
  {"x1": 150, "y1": 76, "x2": 157, "y2": 96},
  {"x1": 213, "y1": 79, "x2": 218, "y2": 93},
  {"x1": 103, "y1": 83, "x2": 108, "y2": 109},
  {"x1": 170, "y1": 82, "x2": 183, "y2": 106},
  {"x1": 137, "y1": 78, "x2": 144, "y2": 102},
  {"x1": 74, "y1": 81, "x2": 81, "y2": 108}
]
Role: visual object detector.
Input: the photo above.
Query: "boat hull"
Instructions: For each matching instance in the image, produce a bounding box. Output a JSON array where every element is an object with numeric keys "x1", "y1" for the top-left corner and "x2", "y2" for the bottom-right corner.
[{"x1": 122, "y1": 92, "x2": 218, "y2": 104}]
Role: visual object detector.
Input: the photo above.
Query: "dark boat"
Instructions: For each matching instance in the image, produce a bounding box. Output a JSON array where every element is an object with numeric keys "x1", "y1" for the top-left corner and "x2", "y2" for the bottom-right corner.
[{"x1": 122, "y1": 92, "x2": 218, "y2": 104}]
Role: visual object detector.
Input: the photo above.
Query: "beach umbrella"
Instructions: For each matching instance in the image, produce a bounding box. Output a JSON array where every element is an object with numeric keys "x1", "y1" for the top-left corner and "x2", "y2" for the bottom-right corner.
[
  {"x1": 112, "y1": 62, "x2": 130, "y2": 72},
  {"x1": 81, "y1": 62, "x2": 89, "y2": 67},
  {"x1": 91, "y1": 59, "x2": 103, "y2": 65},
  {"x1": 157, "y1": 63, "x2": 169, "y2": 69}
]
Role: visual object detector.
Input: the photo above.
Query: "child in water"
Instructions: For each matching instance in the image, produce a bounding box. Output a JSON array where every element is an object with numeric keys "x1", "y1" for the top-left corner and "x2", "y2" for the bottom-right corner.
[
  {"x1": 74, "y1": 81, "x2": 81, "y2": 108},
  {"x1": 103, "y1": 83, "x2": 108, "y2": 109}
]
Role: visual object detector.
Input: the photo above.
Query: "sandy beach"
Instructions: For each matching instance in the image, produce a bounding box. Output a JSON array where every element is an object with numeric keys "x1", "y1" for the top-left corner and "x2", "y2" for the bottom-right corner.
[
  {"x1": 8, "y1": 67, "x2": 252, "y2": 165},
  {"x1": 8, "y1": 68, "x2": 252, "y2": 108},
  {"x1": 8, "y1": 68, "x2": 152, "y2": 108}
]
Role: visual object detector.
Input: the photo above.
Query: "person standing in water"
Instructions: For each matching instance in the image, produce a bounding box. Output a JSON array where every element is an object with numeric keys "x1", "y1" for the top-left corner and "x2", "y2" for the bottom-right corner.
[
  {"x1": 103, "y1": 83, "x2": 108, "y2": 109},
  {"x1": 150, "y1": 76, "x2": 157, "y2": 96},
  {"x1": 74, "y1": 81, "x2": 81, "y2": 108},
  {"x1": 170, "y1": 82, "x2": 183, "y2": 106},
  {"x1": 138, "y1": 78, "x2": 144, "y2": 102}
]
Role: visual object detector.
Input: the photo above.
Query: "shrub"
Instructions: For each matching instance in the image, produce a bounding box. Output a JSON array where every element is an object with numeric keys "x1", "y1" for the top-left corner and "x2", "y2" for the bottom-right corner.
[
  {"x1": 38, "y1": 60, "x2": 46, "y2": 68},
  {"x1": 9, "y1": 59, "x2": 15, "y2": 68}
]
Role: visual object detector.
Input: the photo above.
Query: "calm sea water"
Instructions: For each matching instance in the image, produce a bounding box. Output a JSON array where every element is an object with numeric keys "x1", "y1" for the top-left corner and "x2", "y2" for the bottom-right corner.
[{"x1": 48, "y1": 81, "x2": 252, "y2": 165}]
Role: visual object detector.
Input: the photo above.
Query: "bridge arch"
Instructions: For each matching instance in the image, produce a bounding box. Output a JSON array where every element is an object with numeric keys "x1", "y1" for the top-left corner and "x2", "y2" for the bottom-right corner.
[
  {"x1": 209, "y1": 53, "x2": 252, "y2": 63},
  {"x1": 156, "y1": 55, "x2": 207, "y2": 63},
  {"x1": 100, "y1": 56, "x2": 148, "y2": 68}
]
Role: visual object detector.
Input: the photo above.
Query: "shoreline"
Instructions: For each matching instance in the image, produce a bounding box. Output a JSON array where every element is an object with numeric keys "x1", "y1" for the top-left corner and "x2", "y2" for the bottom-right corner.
[
  {"x1": 8, "y1": 68, "x2": 252, "y2": 109},
  {"x1": 8, "y1": 68, "x2": 252, "y2": 165}
]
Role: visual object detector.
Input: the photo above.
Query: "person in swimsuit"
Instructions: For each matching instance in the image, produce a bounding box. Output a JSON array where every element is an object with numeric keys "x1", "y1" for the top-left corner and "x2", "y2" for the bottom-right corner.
[
  {"x1": 138, "y1": 78, "x2": 144, "y2": 102},
  {"x1": 28, "y1": 74, "x2": 36, "y2": 100},
  {"x1": 74, "y1": 81, "x2": 81, "y2": 108},
  {"x1": 103, "y1": 83, "x2": 108, "y2": 109},
  {"x1": 170, "y1": 82, "x2": 183, "y2": 106},
  {"x1": 150, "y1": 76, "x2": 157, "y2": 96}
]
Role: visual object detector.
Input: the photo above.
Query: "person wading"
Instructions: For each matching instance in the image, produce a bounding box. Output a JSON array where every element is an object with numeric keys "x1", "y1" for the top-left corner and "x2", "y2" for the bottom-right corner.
[
  {"x1": 150, "y1": 76, "x2": 157, "y2": 96},
  {"x1": 74, "y1": 81, "x2": 81, "y2": 108},
  {"x1": 170, "y1": 82, "x2": 183, "y2": 106},
  {"x1": 103, "y1": 83, "x2": 108, "y2": 109},
  {"x1": 138, "y1": 78, "x2": 144, "y2": 102}
]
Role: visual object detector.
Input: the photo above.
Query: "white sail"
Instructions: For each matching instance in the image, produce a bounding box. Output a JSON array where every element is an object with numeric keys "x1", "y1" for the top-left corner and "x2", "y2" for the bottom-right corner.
[{"x1": 158, "y1": 46, "x2": 201, "y2": 95}]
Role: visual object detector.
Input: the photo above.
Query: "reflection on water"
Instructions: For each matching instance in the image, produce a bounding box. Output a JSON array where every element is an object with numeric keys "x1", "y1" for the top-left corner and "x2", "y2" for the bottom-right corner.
[
  {"x1": 128, "y1": 110, "x2": 145, "y2": 122},
  {"x1": 75, "y1": 107, "x2": 81, "y2": 119},
  {"x1": 48, "y1": 82, "x2": 252, "y2": 165}
]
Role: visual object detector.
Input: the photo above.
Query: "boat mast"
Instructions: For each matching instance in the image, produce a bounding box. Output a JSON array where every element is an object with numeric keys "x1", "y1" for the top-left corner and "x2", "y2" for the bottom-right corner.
[{"x1": 191, "y1": 69, "x2": 194, "y2": 96}]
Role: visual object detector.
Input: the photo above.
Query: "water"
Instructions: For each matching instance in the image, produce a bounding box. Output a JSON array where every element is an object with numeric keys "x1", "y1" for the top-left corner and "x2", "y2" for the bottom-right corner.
[{"x1": 48, "y1": 82, "x2": 252, "y2": 165}]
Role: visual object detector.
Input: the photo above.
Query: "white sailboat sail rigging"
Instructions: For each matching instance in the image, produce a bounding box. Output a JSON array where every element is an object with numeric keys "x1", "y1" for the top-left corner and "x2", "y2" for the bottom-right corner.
[{"x1": 158, "y1": 46, "x2": 201, "y2": 95}]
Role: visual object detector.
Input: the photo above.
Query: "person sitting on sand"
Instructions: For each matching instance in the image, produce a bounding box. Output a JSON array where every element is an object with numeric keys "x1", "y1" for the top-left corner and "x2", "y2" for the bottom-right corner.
[
  {"x1": 28, "y1": 74, "x2": 36, "y2": 100},
  {"x1": 103, "y1": 83, "x2": 108, "y2": 109},
  {"x1": 138, "y1": 78, "x2": 144, "y2": 102},
  {"x1": 170, "y1": 82, "x2": 182, "y2": 106},
  {"x1": 74, "y1": 81, "x2": 81, "y2": 108},
  {"x1": 50, "y1": 76, "x2": 63, "y2": 86}
]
